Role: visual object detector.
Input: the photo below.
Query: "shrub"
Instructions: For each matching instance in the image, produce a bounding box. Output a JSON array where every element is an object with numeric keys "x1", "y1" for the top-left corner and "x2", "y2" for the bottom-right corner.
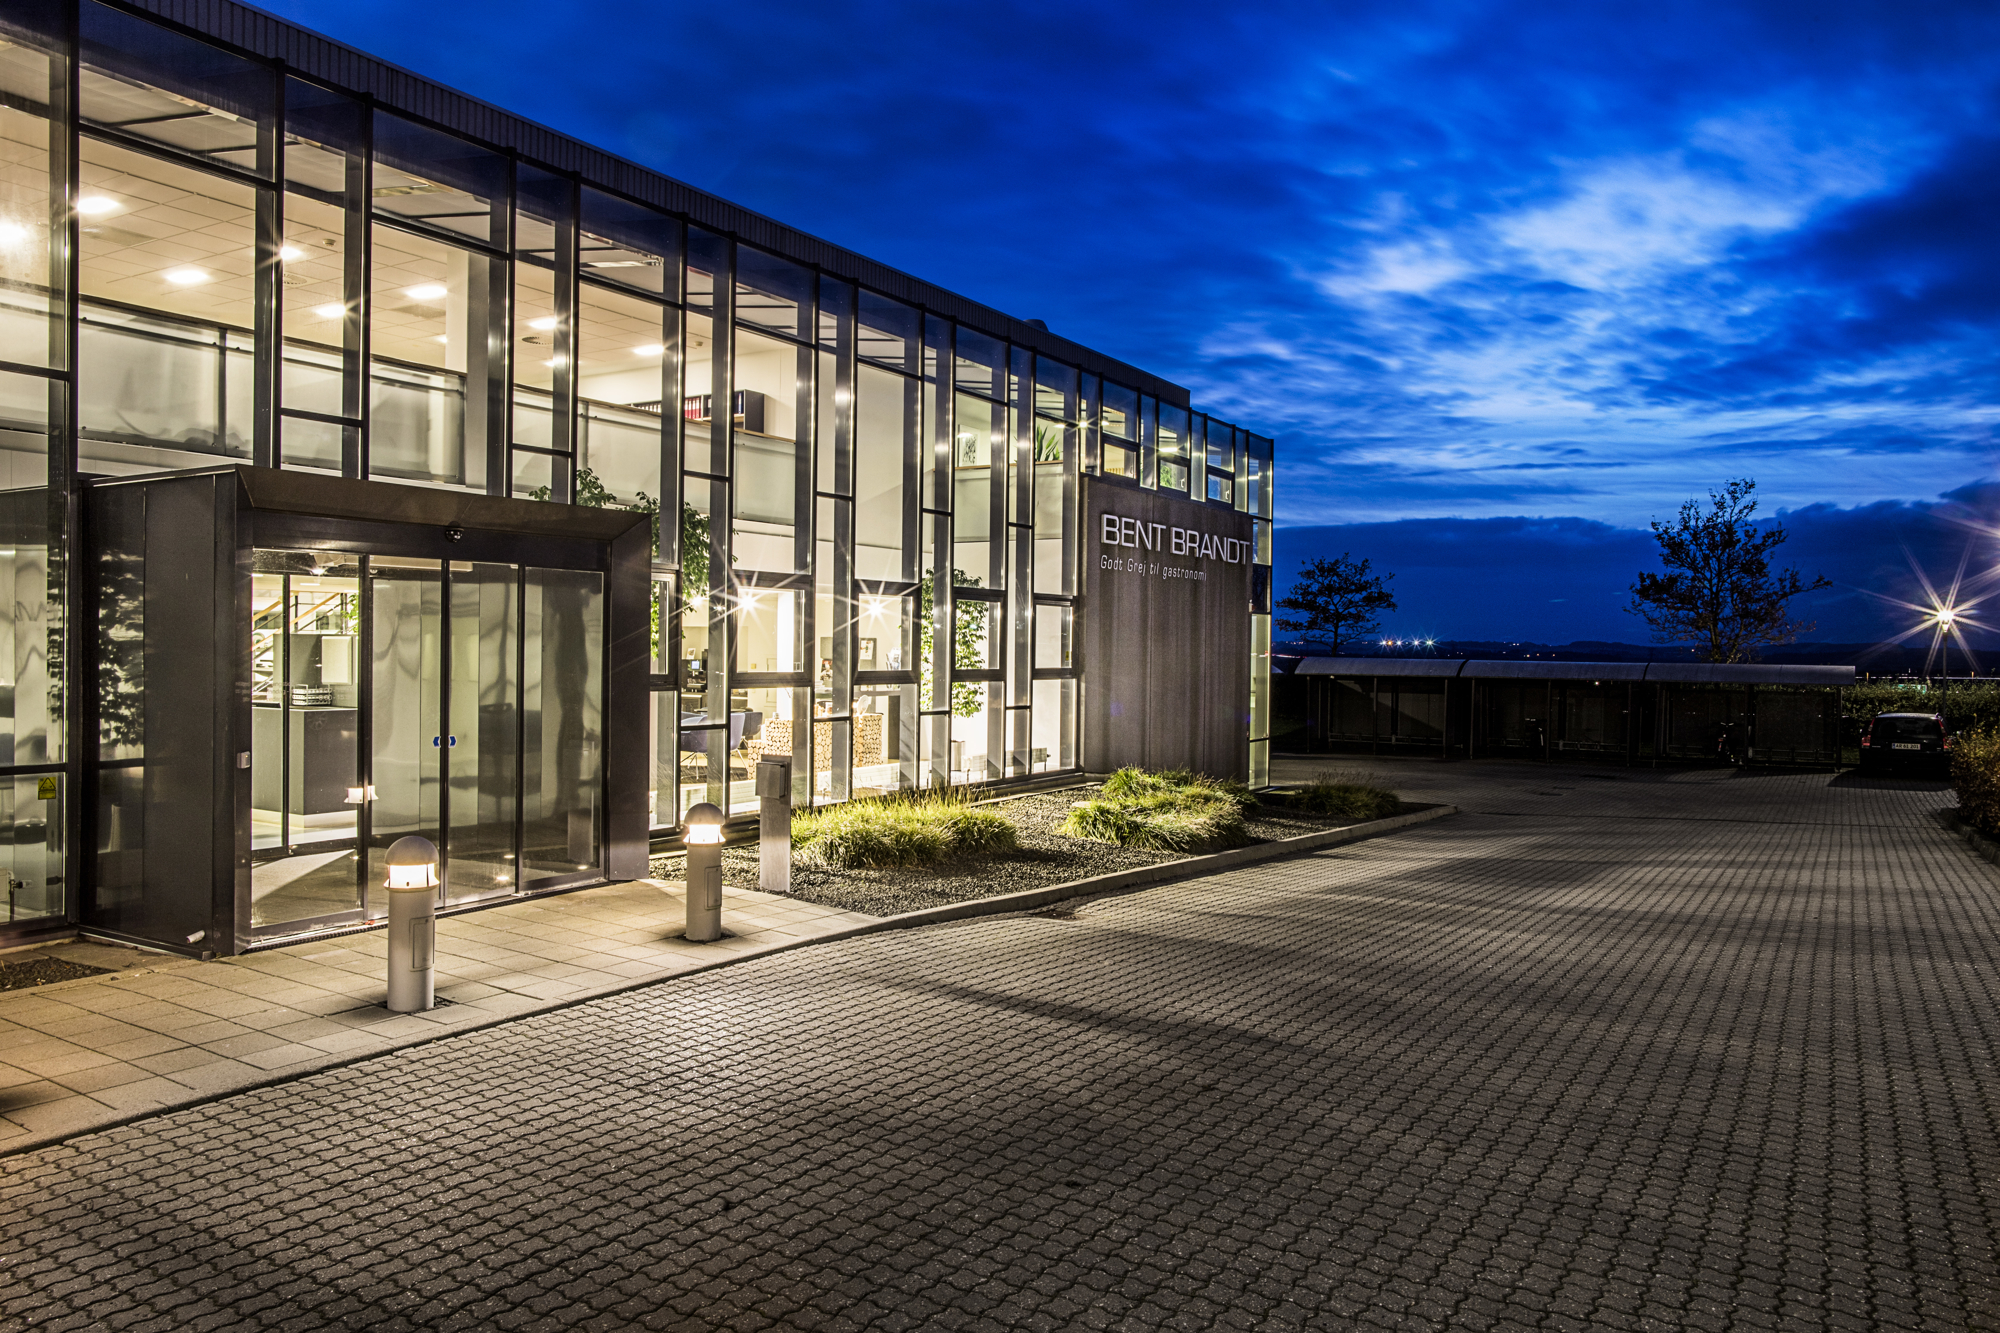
[
  {"x1": 1952, "y1": 729, "x2": 2000, "y2": 836},
  {"x1": 1100, "y1": 766, "x2": 1259, "y2": 814},
  {"x1": 791, "y1": 791, "x2": 1016, "y2": 870},
  {"x1": 1058, "y1": 767, "x2": 1254, "y2": 854},
  {"x1": 1288, "y1": 772, "x2": 1401, "y2": 821}
]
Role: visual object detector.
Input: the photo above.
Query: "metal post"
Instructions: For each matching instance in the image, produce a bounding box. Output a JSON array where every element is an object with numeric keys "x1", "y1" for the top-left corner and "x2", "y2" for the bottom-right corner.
[
  {"x1": 757, "y1": 755, "x2": 792, "y2": 894},
  {"x1": 683, "y1": 801, "x2": 725, "y2": 943},
  {"x1": 383, "y1": 835, "x2": 438, "y2": 1013}
]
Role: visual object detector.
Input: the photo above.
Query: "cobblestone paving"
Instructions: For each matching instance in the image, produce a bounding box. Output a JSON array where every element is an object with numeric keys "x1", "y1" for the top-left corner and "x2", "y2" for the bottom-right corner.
[{"x1": 4, "y1": 763, "x2": 1997, "y2": 1331}]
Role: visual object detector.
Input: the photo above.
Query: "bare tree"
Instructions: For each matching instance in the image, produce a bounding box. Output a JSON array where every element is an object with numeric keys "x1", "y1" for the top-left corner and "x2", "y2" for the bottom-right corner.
[
  {"x1": 1277, "y1": 554, "x2": 1397, "y2": 655},
  {"x1": 1628, "y1": 478, "x2": 1831, "y2": 663}
]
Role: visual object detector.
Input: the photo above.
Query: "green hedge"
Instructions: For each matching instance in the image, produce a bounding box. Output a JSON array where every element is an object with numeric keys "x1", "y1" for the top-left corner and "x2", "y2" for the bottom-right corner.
[
  {"x1": 1843, "y1": 682, "x2": 2000, "y2": 734},
  {"x1": 1952, "y1": 730, "x2": 2000, "y2": 836}
]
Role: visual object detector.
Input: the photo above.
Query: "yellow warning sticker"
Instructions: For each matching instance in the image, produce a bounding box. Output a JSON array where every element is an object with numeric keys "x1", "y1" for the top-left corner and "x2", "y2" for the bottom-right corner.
[{"x1": 35, "y1": 776, "x2": 56, "y2": 800}]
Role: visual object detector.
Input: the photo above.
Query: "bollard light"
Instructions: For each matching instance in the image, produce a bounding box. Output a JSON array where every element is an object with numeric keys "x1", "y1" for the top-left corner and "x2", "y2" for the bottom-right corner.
[
  {"x1": 682, "y1": 802, "x2": 725, "y2": 942},
  {"x1": 383, "y1": 835, "x2": 438, "y2": 1012}
]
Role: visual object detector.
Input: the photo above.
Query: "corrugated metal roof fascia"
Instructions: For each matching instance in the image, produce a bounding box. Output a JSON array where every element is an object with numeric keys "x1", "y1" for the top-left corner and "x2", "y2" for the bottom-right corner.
[
  {"x1": 1294, "y1": 658, "x2": 1465, "y2": 677},
  {"x1": 123, "y1": 0, "x2": 1192, "y2": 408},
  {"x1": 1640, "y1": 664, "x2": 1855, "y2": 685},
  {"x1": 1458, "y1": 661, "x2": 1648, "y2": 681}
]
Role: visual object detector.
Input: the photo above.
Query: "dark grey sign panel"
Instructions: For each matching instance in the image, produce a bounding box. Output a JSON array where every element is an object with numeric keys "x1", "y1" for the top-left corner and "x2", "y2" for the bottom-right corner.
[{"x1": 1081, "y1": 480, "x2": 1254, "y2": 779}]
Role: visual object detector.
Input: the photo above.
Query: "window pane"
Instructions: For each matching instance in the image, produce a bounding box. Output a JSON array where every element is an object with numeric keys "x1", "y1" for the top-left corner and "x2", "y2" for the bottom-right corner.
[
  {"x1": 515, "y1": 258, "x2": 556, "y2": 393},
  {"x1": 1101, "y1": 380, "x2": 1137, "y2": 440},
  {"x1": 736, "y1": 246, "x2": 811, "y2": 342},
  {"x1": 855, "y1": 362, "x2": 911, "y2": 580},
  {"x1": 735, "y1": 587, "x2": 805, "y2": 673},
  {"x1": 953, "y1": 326, "x2": 1005, "y2": 402},
  {"x1": 686, "y1": 226, "x2": 724, "y2": 311},
  {"x1": 857, "y1": 290, "x2": 916, "y2": 372},
  {"x1": 733, "y1": 327, "x2": 806, "y2": 572},
  {"x1": 576, "y1": 283, "x2": 667, "y2": 509},
  {"x1": 80, "y1": 1, "x2": 272, "y2": 176},
  {"x1": 0, "y1": 371, "x2": 56, "y2": 768},
  {"x1": 1034, "y1": 358, "x2": 1076, "y2": 420},
  {"x1": 0, "y1": 37, "x2": 55, "y2": 370},
  {"x1": 1157, "y1": 404, "x2": 1190, "y2": 493},
  {"x1": 514, "y1": 162, "x2": 568, "y2": 266},
  {"x1": 368, "y1": 221, "x2": 499, "y2": 489},
  {"x1": 372, "y1": 111, "x2": 505, "y2": 248},
  {"x1": 521, "y1": 568, "x2": 603, "y2": 888},
  {"x1": 78, "y1": 139, "x2": 257, "y2": 471},
  {"x1": 1034, "y1": 603, "x2": 1072, "y2": 670},
  {"x1": 581, "y1": 187, "x2": 677, "y2": 299}
]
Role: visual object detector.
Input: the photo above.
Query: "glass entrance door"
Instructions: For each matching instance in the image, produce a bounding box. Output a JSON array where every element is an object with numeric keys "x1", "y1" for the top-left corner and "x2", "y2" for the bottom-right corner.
[{"x1": 250, "y1": 548, "x2": 605, "y2": 941}]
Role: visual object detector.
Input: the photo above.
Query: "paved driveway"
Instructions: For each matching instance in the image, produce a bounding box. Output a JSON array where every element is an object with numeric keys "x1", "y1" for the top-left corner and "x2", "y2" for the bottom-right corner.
[{"x1": 3, "y1": 760, "x2": 1995, "y2": 1331}]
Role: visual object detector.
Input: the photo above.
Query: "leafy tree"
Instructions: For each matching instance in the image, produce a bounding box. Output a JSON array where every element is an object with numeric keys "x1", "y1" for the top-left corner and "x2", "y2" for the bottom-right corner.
[
  {"x1": 1276, "y1": 554, "x2": 1397, "y2": 654},
  {"x1": 1627, "y1": 478, "x2": 1831, "y2": 664},
  {"x1": 918, "y1": 569, "x2": 989, "y2": 717}
]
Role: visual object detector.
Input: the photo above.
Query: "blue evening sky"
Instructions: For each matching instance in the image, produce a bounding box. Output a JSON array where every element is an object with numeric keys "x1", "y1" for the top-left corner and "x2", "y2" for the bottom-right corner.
[{"x1": 261, "y1": 0, "x2": 2000, "y2": 646}]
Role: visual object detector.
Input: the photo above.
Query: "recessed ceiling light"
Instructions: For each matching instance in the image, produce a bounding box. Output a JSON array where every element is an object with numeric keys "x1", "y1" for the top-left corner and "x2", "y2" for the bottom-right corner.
[
  {"x1": 279, "y1": 244, "x2": 303, "y2": 262},
  {"x1": 528, "y1": 315, "x2": 558, "y2": 331},
  {"x1": 313, "y1": 303, "x2": 345, "y2": 320},
  {"x1": 76, "y1": 196, "x2": 118, "y2": 216},
  {"x1": 164, "y1": 268, "x2": 210, "y2": 286},
  {"x1": 405, "y1": 283, "x2": 448, "y2": 301},
  {"x1": 433, "y1": 335, "x2": 449, "y2": 344},
  {"x1": 543, "y1": 356, "x2": 565, "y2": 368},
  {"x1": 632, "y1": 343, "x2": 665, "y2": 356},
  {"x1": 0, "y1": 221, "x2": 27, "y2": 247}
]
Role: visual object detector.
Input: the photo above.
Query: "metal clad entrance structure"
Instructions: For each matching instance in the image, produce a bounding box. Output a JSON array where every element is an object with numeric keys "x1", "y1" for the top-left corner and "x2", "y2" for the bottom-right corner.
[{"x1": 80, "y1": 466, "x2": 649, "y2": 955}]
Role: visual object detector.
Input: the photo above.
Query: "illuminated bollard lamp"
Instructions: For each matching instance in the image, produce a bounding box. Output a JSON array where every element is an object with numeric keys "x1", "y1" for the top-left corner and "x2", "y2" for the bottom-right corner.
[
  {"x1": 383, "y1": 836, "x2": 439, "y2": 1013},
  {"x1": 682, "y1": 802, "x2": 726, "y2": 943},
  {"x1": 757, "y1": 755, "x2": 791, "y2": 895}
]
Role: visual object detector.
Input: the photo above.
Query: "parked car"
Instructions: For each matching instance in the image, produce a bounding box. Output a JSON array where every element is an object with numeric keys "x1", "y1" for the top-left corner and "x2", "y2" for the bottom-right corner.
[{"x1": 1858, "y1": 712, "x2": 1953, "y2": 776}]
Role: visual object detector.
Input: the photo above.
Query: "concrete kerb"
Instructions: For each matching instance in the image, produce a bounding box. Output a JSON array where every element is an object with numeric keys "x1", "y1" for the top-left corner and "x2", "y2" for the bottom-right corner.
[{"x1": 0, "y1": 802, "x2": 1456, "y2": 1158}]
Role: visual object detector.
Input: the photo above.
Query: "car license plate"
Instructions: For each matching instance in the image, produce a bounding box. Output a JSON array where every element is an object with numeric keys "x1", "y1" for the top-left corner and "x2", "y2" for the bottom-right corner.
[{"x1": 1893, "y1": 743, "x2": 1921, "y2": 750}]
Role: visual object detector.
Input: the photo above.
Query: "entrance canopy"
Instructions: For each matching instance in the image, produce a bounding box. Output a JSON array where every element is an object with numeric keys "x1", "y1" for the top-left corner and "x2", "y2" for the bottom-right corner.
[{"x1": 82, "y1": 466, "x2": 650, "y2": 956}]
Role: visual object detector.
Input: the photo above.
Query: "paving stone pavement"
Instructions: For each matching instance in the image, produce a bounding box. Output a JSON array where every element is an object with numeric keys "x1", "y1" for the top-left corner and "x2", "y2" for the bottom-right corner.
[{"x1": 3, "y1": 759, "x2": 1997, "y2": 1332}]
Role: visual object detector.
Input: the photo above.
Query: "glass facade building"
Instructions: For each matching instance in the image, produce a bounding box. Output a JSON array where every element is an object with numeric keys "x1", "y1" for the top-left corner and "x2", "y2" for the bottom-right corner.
[{"x1": 0, "y1": 0, "x2": 1274, "y2": 954}]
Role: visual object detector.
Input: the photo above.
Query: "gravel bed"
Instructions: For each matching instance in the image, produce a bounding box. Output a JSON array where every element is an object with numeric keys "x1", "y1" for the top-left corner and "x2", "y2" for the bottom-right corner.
[
  {"x1": 0, "y1": 957, "x2": 112, "y2": 992},
  {"x1": 647, "y1": 785, "x2": 1393, "y2": 918}
]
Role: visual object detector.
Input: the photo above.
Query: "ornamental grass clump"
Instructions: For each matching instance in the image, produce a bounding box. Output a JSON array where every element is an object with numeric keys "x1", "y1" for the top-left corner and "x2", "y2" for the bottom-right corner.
[
  {"x1": 1059, "y1": 767, "x2": 1252, "y2": 854},
  {"x1": 791, "y1": 789, "x2": 1016, "y2": 870},
  {"x1": 1288, "y1": 771, "x2": 1401, "y2": 821},
  {"x1": 1951, "y1": 728, "x2": 2000, "y2": 837}
]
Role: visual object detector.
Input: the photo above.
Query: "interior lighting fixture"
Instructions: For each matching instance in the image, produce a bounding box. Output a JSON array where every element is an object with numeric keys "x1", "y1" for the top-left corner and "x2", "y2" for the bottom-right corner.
[
  {"x1": 279, "y1": 244, "x2": 304, "y2": 262},
  {"x1": 405, "y1": 282, "x2": 448, "y2": 301},
  {"x1": 632, "y1": 343, "x2": 665, "y2": 356},
  {"x1": 163, "y1": 267, "x2": 210, "y2": 285},
  {"x1": 0, "y1": 221, "x2": 27, "y2": 247},
  {"x1": 528, "y1": 315, "x2": 558, "y2": 331},
  {"x1": 313, "y1": 303, "x2": 345, "y2": 320},
  {"x1": 76, "y1": 195, "x2": 118, "y2": 215}
]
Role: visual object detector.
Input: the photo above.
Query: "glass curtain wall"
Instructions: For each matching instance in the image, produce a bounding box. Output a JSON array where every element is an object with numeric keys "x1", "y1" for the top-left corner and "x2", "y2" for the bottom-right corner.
[
  {"x1": 16, "y1": 0, "x2": 1292, "y2": 876},
  {"x1": 0, "y1": 12, "x2": 69, "y2": 931}
]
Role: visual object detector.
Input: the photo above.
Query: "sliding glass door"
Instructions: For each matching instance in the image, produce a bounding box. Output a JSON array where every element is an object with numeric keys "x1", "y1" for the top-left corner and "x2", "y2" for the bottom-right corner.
[{"x1": 249, "y1": 547, "x2": 604, "y2": 941}]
